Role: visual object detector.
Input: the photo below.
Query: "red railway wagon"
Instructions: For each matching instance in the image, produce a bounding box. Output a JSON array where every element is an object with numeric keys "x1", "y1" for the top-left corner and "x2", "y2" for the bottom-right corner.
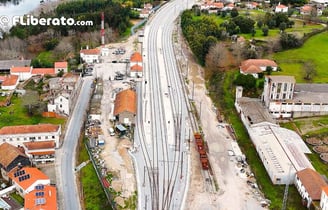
[{"x1": 194, "y1": 133, "x2": 209, "y2": 170}]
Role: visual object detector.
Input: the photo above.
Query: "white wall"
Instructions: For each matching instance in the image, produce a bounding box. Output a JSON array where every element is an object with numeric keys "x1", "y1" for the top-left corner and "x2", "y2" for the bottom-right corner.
[{"x1": 321, "y1": 190, "x2": 328, "y2": 210}]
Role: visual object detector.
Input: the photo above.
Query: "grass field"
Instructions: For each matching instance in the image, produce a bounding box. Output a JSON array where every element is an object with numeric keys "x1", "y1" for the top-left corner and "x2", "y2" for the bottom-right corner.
[
  {"x1": 273, "y1": 31, "x2": 328, "y2": 83},
  {"x1": 0, "y1": 96, "x2": 65, "y2": 128},
  {"x1": 78, "y1": 140, "x2": 113, "y2": 210}
]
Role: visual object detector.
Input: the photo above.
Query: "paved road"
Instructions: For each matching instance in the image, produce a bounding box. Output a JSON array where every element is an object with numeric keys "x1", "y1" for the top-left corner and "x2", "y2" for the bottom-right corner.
[{"x1": 56, "y1": 77, "x2": 93, "y2": 210}]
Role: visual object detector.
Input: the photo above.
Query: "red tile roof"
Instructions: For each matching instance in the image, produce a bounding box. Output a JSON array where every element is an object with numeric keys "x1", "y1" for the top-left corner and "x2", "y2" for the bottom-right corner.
[
  {"x1": 24, "y1": 185, "x2": 57, "y2": 210},
  {"x1": 276, "y1": 4, "x2": 287, "y2": 8},
  {"x1": 11, "y1": 66, "x2": 31, "y2": 73},
  {"x1": 0, "y1": 124, "x2": 60, "y2": 135},
  {"x1": 131, "y1": 64, "x2": 143, "y2": 72},
  {"x1": 54, "y1": 61, "x2": 68, "y2": 68},
  {"x1": 114, "y1": 89, "x2": 137, "y2": 116},
  {"x1": 240, "y1": 59, "x2": 277, "y2": 73},
  {"x1": 8, "y1": 167, "x2": 49, "y2": 190},
  {"x1": 0, "y1": 143, "x2": 27, "y2": 168},
  {"x1": 323, "y1": 186, "x2": 328, "y2": 196},
  {"x1": 31, "y1": 68, "x2": 55, "y2": 75},
  {"x1": 212, "y1": 2, "x2": 223, "y2": 8},
  {"x1": 29, "y1": 151, "x2": 55, "y2": 156},
  {"x1": 23, "y1": 141, "x2": 56, "y2": 150},
  {"x1": 130, "y1": 52, "x2": 142, "y2": 62},
  {"x1": 1, "y1": 75, "x2": 19, "y2": 86},
  {"x1": 296, "y1": 168, "x2": 328, "y2": 200},
  {"x1": 0, "y1": 76, "x2": 6, "y2": 81},
  {"x1": 301, "y1": 5, "x2": 312, "y2": 13},
  {"x1": 80, "y1": 49, "x2": 100, "y2": 55}
]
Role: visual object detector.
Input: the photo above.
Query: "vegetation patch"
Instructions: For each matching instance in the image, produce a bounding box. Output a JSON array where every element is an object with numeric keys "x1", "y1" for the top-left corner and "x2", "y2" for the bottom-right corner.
[
  {"x1": 0, "y1": 95, "x2": 65, "y2": 128},
  {"x1": 273, "y1": 32, "x2": 328, "y2": 83},
  {"x1": 78, "y1": 139, "x2": 112, "y2": 210}
]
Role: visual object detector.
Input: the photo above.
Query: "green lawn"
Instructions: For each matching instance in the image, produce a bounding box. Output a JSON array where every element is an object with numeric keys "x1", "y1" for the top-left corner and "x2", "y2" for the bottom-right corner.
[
  {"x1": 273, "y1": 31, "x2": 328, "y2": 83},
  {"x1": 0, "y1": 96, "x2": 65, "y2": 128}
]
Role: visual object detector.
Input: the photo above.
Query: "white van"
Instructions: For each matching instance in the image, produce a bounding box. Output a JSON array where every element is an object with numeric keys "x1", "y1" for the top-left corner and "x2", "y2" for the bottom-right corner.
[{"x1": 108, "y1": 128, "x2": 115, "y2": 136}]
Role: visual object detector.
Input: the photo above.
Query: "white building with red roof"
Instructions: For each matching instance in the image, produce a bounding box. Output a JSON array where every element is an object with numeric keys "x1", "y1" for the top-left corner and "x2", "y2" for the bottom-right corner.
[
  {"x1": 24, "y1": 184, "x2": 57, "y2": 210},
  {"x1": 130, "y1": 52, "x2": 143, "y2": 78},
  {"x1": 80, "y1": 48, "x2": 101, "y2": 63},
  {"x1": 0, "y1": 124, "x2": 61, "y2": 148},
  {"x1": 275, "y1": 3, "x2": 288, "y2": 13},
  {"x1": 0, "y1": 75, "x2": 19, "y2": 90},
  {"x1": 10, "y1": 66, "x2": 32, "y2": 81},
  {"x1": 23, "y1": 141, "x2": 56, "y2": 164},
  {"x1": 240, "y1": 59, "x2": 278, "y2": 78},
  {"x1": 8, "y1": 167, "x2": 50, "y2": 197},
  {"x1": 54, "y1": 61, "x2": 68, "y2": 73}
]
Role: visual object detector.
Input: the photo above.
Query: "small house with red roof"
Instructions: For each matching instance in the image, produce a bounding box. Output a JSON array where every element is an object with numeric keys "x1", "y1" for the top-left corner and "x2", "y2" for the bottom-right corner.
[
  {"x1": 275, "y1": 3, "x2": 288, "y2": 13},
  {"x1": 24, "y1": 184, "x2": 57, "y2": 210},
  {"x1": 54, "y1": 61, "x2": 68, "y2": 73},
  {"x1": 295, "y1": 168, "x2": 328, "y2": 209},
  {"x1": 0, "y1": 143, "x2": 31, "y2": 181},
  {"x1": 23, "y1": 141, "x2": 56, "y2": 164},
  {"x1": 8, "y1": 167, "x2": 50, "y2": 197},
  {"x1": 130, "y1": 52, "x2": 143, "y2": 78},
  {"x1": 10, "y1": 66, "x2": 32, "y2": 81},
  {"x1": 0, "y1": 75, "x2": 19, "y2": 90},
  {"x1": 80, "y1": 47, "x2": 100, "y2": 63},
  {"x1": 240, "y1": 59, "x2": 278, "y2": 78}
]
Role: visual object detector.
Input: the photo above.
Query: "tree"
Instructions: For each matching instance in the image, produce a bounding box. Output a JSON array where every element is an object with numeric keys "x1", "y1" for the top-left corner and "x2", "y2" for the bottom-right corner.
[
  {"x1": 303, "y1": 61, "x2": 317, "y2": 81},
  {"x1": 257, "y1": 20, "x2": 263, "y2": 29},
  {"x1": 234, "y1": 74, "x2": 256, "y2": 90},
  {"x1": 231, "y1": 8, "x2": 239, "y2": 18},
  {"x1": 232, "y1": 16, "x2": 255, "y2": 34},
  {"x1": 205, "y1": 43, "x2": 229, "y2": 75},
  {"x1": 266, "y1": 66, "x2": 273, "y2": 75},
  {"x1": 279, "y1": 22, "x2": 287, "y2": 32},
  {"x1": 280, "y1": 32, "x2": 302, "y2": 49},
  {"x1": 262, "y1": 26, "x2": 269, "y2": 36}
]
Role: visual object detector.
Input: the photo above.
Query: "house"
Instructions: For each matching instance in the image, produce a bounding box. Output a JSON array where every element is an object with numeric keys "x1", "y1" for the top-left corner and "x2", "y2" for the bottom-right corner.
[
  {"x1": 100, "y1": 47, "x2": 110, "y2": 56},
  {"x1": 24, "y1": 184, "x2": 57, "y2": 210},
  {"x1": 139, "y1": 3, "x2": 153, "y2": 18},
  {"x1": 130, "y1": 64, "x2": 143, "y2": 78},
  {"x1": 80, "y1": 48, "x2": 100, "y2": 63},
  {"x1": 113, "y1": 89, "x2": 137, "y2": 125},
  {"x1": 48, "y1": 93, "x2": 70, "y2": 115},
  {"x1": 10, "y1": 66, "x2": 32, "y2": 81},
  {"x1": 245, "y1": 2, "x2": 259, "y2": 9},
  {"x1": 0, "y1": 143, "x2": 31, "y2": 181},
  {"x1": 301, "y1": 5, "x2": 313, "y2": 15},
  {"x1": 0, "y1": 124, "x2": 61, "y2": 148},
  {"x1": 321, "y1": 186, "x2": 328, "y2": 210},
  {"x1": 47, "y1": 73, "x2": 82, "y2": 116},
  {"x1": 0, "y1": 75, "x2": 19, "y2": 90},
  {"x1": 130, "y1": 52, "x2": 142, "y2": 66},
  {"x1": 223, "y1": 3, "x2": 235, "y2": 11},
  {"x1": 240, "y1": 59, "x2": 278, "y2": 78},
  {"x1": 54, "y1": 61, "x2": 68, "y2": 73},
  {"x1": 23, "y1": 141, "x2": 56, "y2": 164},
  {"x1": 8, "y1": 167, "x2": 50, "y2": 197},
  {"x1": 295, "y1": 168, "x2": 328, "y2": 208},
  {"x1": 262, "y1": 75, "x2": 328, "y2": 118},
  {"x1": 275, "y1": 3, "x2": 288, "y2": 13},
  {"x1": 235, "y1": 87, "x2": 314, "y2": 185}
]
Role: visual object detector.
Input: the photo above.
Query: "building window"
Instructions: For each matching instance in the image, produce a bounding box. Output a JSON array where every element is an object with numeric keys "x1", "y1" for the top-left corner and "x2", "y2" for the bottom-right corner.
[
  {"x1": 45, "y1": 136, "x2": 48, "y2": 139},
  {"x1": 60, "y1": 98, "x2": 62, "y2": 102},
  {"x1": 276, "y1": 94, "x2": 279, "y2": 99},
  {"x1": 3, "y1": 139, "x2": 5, "y2": 142},
  {"x1": 276, "y1": 178, "x2": 281, "y2": 182},
  {"x1": 283, "y1": 83, "x2": 287, "y2": 91},
  {"x1": 60, "y1": 105, "x2": 62, "y2": 108},
  {"x1": 24, "y1": 137, "x2": 27, "y2": 140},
  {"x1": 29, "y1": 137, "x2": 36, "y2": 141},
  {"x1": 270, "y1": 94, "x2": 273, "y2": 99},
  {"x1": 52, "y1": 136, "x2": 55, "y2": 139},
  {"x1": 38, "y1": 137, "x2": 41, "y2": 140},
  {"x1": 277, "y1": 83, "x2": 282, "y2": 92},
  {"x1": 282, "y1": 93, "x2": 286, "y2": 99},
  {"x1": 9, "y1": 138, "x2": 12, "y2": 141},
  {"x1": 17, "y1": 138, "x2": 20, "y2": 141}
]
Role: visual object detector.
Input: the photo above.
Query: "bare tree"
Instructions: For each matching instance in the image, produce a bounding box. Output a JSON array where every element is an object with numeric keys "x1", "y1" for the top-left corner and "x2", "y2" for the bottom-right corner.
[
  {"x1": 53, "y1": 37, "x2": 74, "y2": 59},
  {"x1": 205, "y1": 43, "x2": 229, "y2": 78},
  {"x1": 303, "y1": 61, "x2": 317, "y2": 81}
]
